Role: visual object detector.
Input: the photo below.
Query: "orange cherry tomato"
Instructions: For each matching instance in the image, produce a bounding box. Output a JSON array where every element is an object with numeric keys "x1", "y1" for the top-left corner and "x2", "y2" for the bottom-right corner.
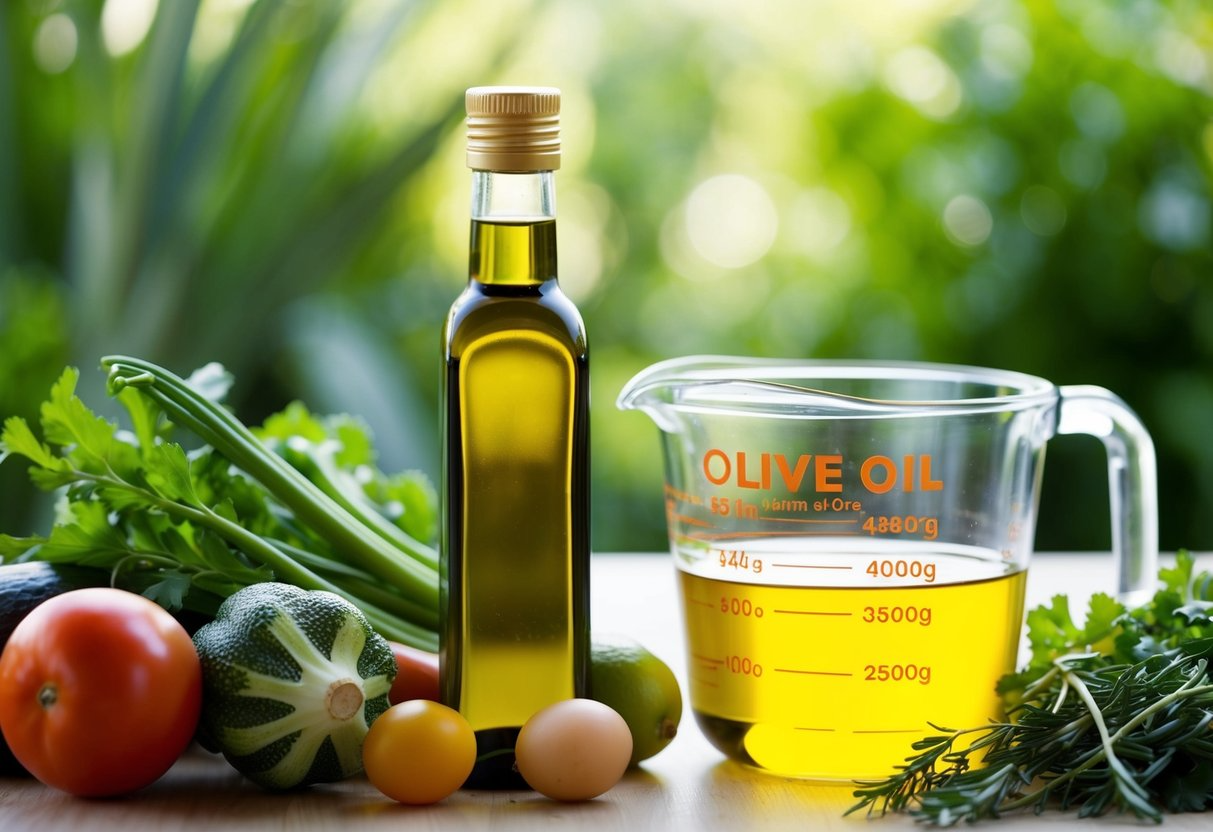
[
  {"x1": 0, "y1": 588, "x2": 202, "y2": 797},
  {"x1": 363, "y1": 700, "x2": 476, "y2": 804},
  {"x1": 388, "y1": 641, "x2": 440, "y2": 704}
]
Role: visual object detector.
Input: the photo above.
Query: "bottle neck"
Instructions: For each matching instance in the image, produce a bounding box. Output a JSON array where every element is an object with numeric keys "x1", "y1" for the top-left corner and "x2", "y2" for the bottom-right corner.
[{"x1": 469, "y1": 170, "x2": 557, "y2": 287}]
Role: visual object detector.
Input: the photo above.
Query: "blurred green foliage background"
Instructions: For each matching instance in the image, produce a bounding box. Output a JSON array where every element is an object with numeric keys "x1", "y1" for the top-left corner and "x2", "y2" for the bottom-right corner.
[{"x1": 1, "y1": 0, "x2": 1210, "y2": 554}]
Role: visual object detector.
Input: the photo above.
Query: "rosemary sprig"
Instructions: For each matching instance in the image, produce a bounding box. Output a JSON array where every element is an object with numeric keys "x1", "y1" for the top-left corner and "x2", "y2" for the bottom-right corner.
[{"x1": 849, "y1": 552, "x2": 1213, "y2": 824}]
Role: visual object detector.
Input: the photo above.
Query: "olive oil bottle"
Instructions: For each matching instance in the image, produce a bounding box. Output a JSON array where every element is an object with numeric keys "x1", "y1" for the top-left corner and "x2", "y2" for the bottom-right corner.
[{"x1": 440, "y1": 87, "x2": 589, "y2": 789}]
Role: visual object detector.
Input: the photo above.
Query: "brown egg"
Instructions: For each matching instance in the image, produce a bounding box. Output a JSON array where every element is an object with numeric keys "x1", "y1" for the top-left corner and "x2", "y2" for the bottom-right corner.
[{"x1": 515, "y1": 699, "x2": 633, "y2": 801}]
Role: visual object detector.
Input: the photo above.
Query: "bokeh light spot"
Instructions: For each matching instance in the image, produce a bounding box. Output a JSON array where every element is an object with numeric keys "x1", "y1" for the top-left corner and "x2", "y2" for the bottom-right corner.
[
  {"x1": 787, "y1": 188, "x2": 851, "y2": 256},
  {"x1": 101, "y1": 0, "x2": 159, "y2": 57},
  {"x1": 1154, "y1": 30, "x2": 1208, "y2": 88},
  {"x1": 884, "y1": 46, "x2": 962, "y2": 119},
  {"x1": 33, "y1": 13, "x2": 78, "y2": 74},
  {"x1": 1058, "y1": 139, "x2": 1107, "y2": 189},
  {"x1": 1020, "y1": 185, "x2": 1067, "y2": 236},
  {"x1": 557, "y1": 184, "x2": 612, "y2": 302},
  {"x1": 980, "y1": 24, "x2": 1033, "y2": 81},
  {"x1": 684, "y1": 174, "x2": 778, "y2": 269},
  {"x1": 1138, "y1": 176, "x2": 1211, "y2": 252},
  {"x1": 943, "y1": 194, "x2": 993, "y2": 247},
  {"x1": 1070, "y1": 83, "x2": 1125, "y2": 142}
]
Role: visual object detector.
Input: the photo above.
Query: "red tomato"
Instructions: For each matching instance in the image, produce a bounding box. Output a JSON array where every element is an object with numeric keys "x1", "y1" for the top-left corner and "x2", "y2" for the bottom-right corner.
[
  {"x1": 388, "y1": 642, "x2": 440, "y2": 704},
  {"x1": 0, "y1": 588, "x2": 202, "y2": 797}
]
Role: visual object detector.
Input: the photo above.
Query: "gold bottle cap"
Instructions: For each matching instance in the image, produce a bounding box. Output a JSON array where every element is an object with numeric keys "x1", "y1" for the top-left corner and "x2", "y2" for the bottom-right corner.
[{"x1": 466, "y1": 86, "x2": 560, "y2": 172}]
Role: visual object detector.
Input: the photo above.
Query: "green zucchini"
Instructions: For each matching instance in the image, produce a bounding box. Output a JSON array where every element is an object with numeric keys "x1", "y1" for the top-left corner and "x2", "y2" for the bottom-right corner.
[
  {"x1": 192, "y1": 582, "x2": 396, "y2": 790},
  {"x1": 0, "y1": 562, "x2": 110, "y2": 776}
]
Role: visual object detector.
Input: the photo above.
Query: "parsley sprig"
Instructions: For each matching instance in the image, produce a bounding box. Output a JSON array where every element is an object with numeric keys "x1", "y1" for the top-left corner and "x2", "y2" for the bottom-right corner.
[
  {"x1": 0, "y1": 359, "x2": 438, "y2": 649},
  {"x1": 849, "y1": 551, "x2": 1213, "y2": 824}
]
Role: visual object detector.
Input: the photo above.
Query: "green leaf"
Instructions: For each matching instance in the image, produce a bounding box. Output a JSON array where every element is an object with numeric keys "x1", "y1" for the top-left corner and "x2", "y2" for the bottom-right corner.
[
  {"x1": 124, "y1": 505, "x2": 273, "y2": 587},
  {"x1": 88, "y1": 478, "x2": 154, "y2": 512},
  {"x1": 28, "y1": 467, "x2": 81, "y2": 490},
  {"x1": 995, "y1": 667, "x2": 1036, "y2": 697},
  {"x1": 141, "y1": 569, "x2": 193, "y2": 611},
  {"x1": 116, "y1": 384, "x2": 164, "y2": 452},
  {"x1": 1175, "y1": 600, "x2": 1213, "y2": 627},
  {"x1": 1196, "y1": 572, "x2": 1213, "y2": 603},
  {"x1": 126, "y1": 512, "x2": 204, "y2": 570},
  {"x1": 256, "y1": 402, "x2": 378, "y2": 471},
  {"x1": 1158, "y1": 757, "x2": 1213, "y2": 813},
  {"x1": 1079, "y1": 593, "x2": 1126, "y2": 650},
  {"x1": 144, "y1": 442, "x2": 199, "y2": 505},
  {"x1": 376, "y1": 469, "x2": 437, "y2": 546},
  {"x1": 1023, "y1": 592, "x2": 1126, "y2": 668},
  {"x1": 258, "y1": 400, "x2": 328, "y2": 445},
  {"x1": 191, "y1": 452, "x2": 280, "y2": 539},
  {"x1": 212, "y1": 496, "x2": 240, "y2": 524},
  {"x1": 1159, "y1": 550, "x2": 1195, "y2": 597},
  {"x1": 115, "y1": 570, "x2": 225, "y2": 618},
  {"x1": 1175, "y1": 637, "x2": 1213, "y2": 659},
  {"x1": 0, "y1": 533, "x2": 44, "y2": 560},
  {"x1": 40, "y1": 367, "x2": 116, "y2": 463},
  {"x1": 36, "y1": 501, "x2": 135, "y2": 566},
  {"x1": 188, "y1": 515, "x2": 272, "y2": 582},
  {"x1": 1148, "y1": 590, "x2": 1187, "y2": 627},
  {"x1": 332, "y1": 415, "x2": 375, "y2": 469},
  {"x1": 1127, "y1": 634, "x2": 1172, "y2": 659},
  {"x1": 195, "y1": 524, "x2": 249, "y2": 574},
  {"x1": 1, "y1": 414, "x2": 70, "y2": 472},
  {"x1": 190, "y1": 572, "x2": 251, "y2": 604},
  {"x1": 1026, "y1": 594, "x2": 1081, "y2": 665}
]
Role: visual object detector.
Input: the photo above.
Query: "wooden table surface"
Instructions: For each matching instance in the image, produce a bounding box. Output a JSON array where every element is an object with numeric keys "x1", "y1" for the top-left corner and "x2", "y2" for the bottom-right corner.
[{"x1": 1, "y1": 551, "x2": 1209, "y2": 830}]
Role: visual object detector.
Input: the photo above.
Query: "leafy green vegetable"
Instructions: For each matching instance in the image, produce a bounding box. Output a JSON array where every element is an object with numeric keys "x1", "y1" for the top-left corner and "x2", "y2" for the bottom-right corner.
[
  {"x1": 0, "y1": 359, "x2": 438, "y2": 650},
  {"x1": 256, "y1": 402, "x2": 438, "y2": 561},
  {"x1": 850, "y1": 551, "x2": 1213, "y2": 824}
]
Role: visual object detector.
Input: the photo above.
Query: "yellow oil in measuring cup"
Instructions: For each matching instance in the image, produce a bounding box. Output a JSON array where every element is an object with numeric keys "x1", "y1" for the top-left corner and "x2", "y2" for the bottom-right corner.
[
  {"x1": 620, "y1": 356, "x2": 1158, "y2": 780},
  {"x1": 676, "y1": 537, "x2": 1025, "y2": 780}
]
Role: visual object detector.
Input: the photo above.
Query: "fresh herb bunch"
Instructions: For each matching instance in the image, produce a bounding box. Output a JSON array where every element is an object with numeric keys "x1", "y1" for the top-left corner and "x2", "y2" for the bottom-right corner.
[
  {"x1": 0, "y1": 357, "x2": 439, "y2": 650},
  {"x1": 850, "y1": 551, "x2": 1213, "y2": 824}
]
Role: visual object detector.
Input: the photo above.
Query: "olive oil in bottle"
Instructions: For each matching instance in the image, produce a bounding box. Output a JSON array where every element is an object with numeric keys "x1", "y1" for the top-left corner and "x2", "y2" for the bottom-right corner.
[{"x1": 440, "y1": 87, "x2": 590, "y2": 789}]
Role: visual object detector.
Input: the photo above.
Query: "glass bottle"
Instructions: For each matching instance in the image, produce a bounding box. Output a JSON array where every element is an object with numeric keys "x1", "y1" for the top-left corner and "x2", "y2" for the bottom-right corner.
[{"x1": 440, "y1": 86, "x2": 590, "y2": 789}]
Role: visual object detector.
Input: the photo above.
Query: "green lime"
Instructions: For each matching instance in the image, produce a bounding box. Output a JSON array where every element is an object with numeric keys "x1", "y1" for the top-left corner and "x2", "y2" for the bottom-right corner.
[{"x1": 590, "y1": 635, "x2": 683, "y2": 765}]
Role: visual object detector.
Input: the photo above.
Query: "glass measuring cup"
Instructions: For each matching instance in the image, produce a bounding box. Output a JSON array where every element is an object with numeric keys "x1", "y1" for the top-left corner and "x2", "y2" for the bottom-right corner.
[{"x1": 617, "y1": 356, "x2": 1157, "y2": 781}]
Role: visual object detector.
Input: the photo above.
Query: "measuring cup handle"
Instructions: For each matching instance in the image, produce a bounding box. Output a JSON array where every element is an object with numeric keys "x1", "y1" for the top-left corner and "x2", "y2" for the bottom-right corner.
[{"x1": 1056, "y1": 385, "x2": 1158, "y2": 605}]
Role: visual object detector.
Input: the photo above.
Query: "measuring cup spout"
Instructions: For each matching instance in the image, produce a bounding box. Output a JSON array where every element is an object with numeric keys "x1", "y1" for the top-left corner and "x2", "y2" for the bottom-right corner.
[
  {"x1": 615, "y1": 364, "x2": 667, "y2": 411},
  {"x1": 614, "y1": 356, "x2": 834, "y2": 430},
  {"x1": 615, "y1": 357, "x2": 706, "y2": 432}
]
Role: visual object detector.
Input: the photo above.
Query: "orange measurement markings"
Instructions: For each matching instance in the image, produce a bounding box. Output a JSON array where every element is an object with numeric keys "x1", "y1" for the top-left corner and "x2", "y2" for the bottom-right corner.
[
  {"x1": 687, "y1": 597, "x2": 715, "y2": 610},
  {"x1": 773, "y1": 668, "x2": 853, "y2": 677},
  {"x1": 672, "y1": 513, "x2": 716, "y2": 528},
  {"x1": 772, "y1": 608, "x2": 852, "y2": 616},
  {"x1": 757, "y1": 516, "x2": 860, "y2": 525},
  {"x1": 688, "y1": 530, "x2": 861, "y2": 541},
  {"x1": 794, "y1": 726, "x2": 836, "y2": 733},
  {"x1": 769, "y1": 562, "x2": 853, "y2": 570}
]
